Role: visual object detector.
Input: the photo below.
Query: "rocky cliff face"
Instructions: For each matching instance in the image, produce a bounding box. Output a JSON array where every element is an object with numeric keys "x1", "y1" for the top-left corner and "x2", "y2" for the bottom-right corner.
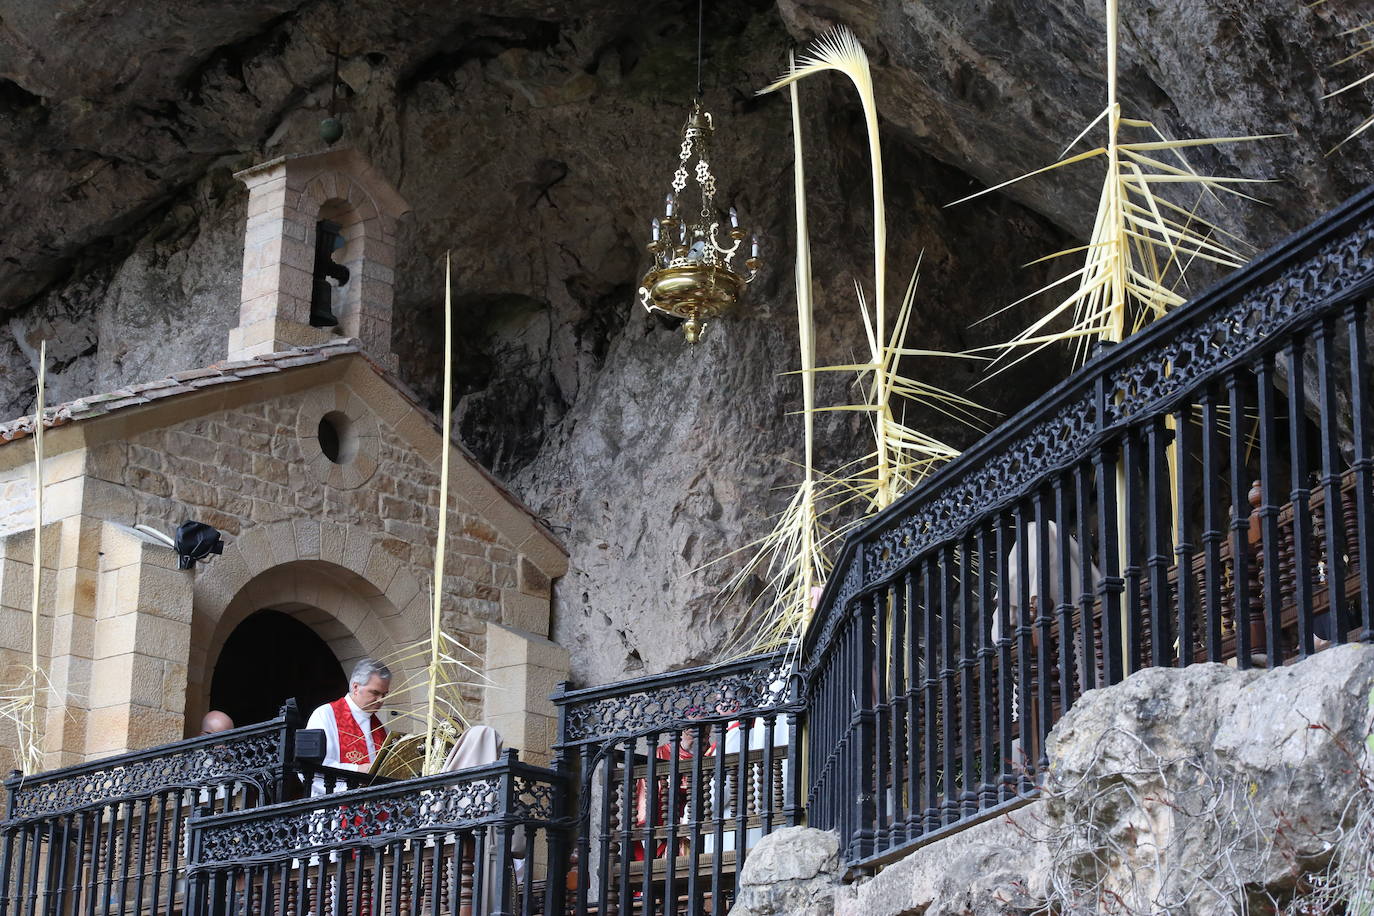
[{"x1": 0, "y1": 0, "x2": 1369, "y2": 685}]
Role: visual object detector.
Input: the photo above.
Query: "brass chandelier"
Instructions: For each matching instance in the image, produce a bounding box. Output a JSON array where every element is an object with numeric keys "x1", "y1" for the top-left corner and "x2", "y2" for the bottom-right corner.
[{"x1": 638, "y1": 12, "x2": 760, "y2": 343}]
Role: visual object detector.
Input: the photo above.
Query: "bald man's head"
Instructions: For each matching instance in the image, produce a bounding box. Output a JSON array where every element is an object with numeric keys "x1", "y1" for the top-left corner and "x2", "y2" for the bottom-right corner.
[{"x1": 201, "y1": 710, "x2": 235, "y2": 735}]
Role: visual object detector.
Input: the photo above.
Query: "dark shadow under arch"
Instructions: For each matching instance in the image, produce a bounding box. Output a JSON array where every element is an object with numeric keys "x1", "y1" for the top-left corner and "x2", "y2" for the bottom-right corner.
[{"x1": 209, "y1": 609, "x2": 347, "y2": 726}]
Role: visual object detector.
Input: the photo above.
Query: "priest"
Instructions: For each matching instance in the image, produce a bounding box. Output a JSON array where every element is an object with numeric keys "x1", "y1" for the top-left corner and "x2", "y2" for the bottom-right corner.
[{"x1": 306, "y1": 658, "x2": 392, "y2": 794}]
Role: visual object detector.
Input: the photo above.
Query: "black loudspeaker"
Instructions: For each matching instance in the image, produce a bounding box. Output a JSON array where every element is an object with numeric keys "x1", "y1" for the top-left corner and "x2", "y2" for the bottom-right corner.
[
  {"x1": 174, "y1": 521, "x2": 224, "y2": 570},
  {"x1": 293, "y1": 728, "x2": 327, "y2": 764}
]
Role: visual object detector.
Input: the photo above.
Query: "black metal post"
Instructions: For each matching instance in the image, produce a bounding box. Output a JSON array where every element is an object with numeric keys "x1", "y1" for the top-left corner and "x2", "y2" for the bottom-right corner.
[
  {"x1": 1227, "y1": 370, "x2": 1254, "y2": 668},
  {"x1": 1315, "y1": 317, "x2": 1348, "y2": 643},
  {"x1": 1200, "y1": 386, "x2": 1225, "y2": 662},
  {"x1": 1146, "y1": 415, "x2": 1174, "y2": 667},
  {"x1": 1174, "y1": 402, "x2": 1196, "y2": 666},
  {"x1": 492, "y1": 749, "x2": 517, "y2": 916},
  {"x1": 1095, "y1": 441, "x2": 1126, "y2": 687},
  {"x1": 1255, "y1": 353, "x2": 1285, "y2": 663},
  {"x1": 1346, "y1": 300, "x2": 1374, "y2": 642},
  {"x1": 1285, "y1": 336, "x2": 1316, "y2": 658}
]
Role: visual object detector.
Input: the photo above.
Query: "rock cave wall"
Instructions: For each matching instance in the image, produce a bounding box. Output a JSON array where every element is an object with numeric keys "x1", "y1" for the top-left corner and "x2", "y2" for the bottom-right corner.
[{"x1": 0, "y1": 0, "x2": 1370, "y2": 686}]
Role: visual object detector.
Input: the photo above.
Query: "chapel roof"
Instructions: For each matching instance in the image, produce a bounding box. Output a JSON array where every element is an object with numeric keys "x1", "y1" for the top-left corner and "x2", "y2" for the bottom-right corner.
[{"x1": 0, "y1": 337, "x2": 565, "y2": 556}]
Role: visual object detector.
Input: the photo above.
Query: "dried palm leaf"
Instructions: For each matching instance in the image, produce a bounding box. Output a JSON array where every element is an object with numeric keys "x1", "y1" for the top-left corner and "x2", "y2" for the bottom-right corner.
[
  {"x1": 1320, "y1": 14, "x2": 1374, "y2": 152},
  {"x1": 388, "y1": 254, "x2": 491, "y2": 776},
  {"x1": 713, "y1": 33, "x2": 993, "y2": 659},
  {"x1": 805, "y1": 267, "x2": 993, "y2": 512},
  {"x1": 708, "y1": 68, "x2": 830, "y2": 659},
  {"x1": 0, "y1": 341, "x2": 48, "y2": 774},
  {"x1": 760, "y1": 29, "x2": 992, "y2": 513},
  {"x1": 950, "y1": 0, "x2": 1276, "y2": 373},
  {"x1": 378, "y1": 619, "x2": 487, "y2": 776}
]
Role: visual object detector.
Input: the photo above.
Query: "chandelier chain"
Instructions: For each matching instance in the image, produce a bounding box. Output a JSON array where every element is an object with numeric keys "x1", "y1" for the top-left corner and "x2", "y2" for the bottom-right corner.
[{"x1": 695, "y1": 0, "x2": 704, "y2": 99}]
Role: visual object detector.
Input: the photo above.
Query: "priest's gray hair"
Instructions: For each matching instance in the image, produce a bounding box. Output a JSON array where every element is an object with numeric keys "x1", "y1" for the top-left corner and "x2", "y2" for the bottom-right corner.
[{"x1": 349, "y1": 658, "x2": 392, "y2": 687}]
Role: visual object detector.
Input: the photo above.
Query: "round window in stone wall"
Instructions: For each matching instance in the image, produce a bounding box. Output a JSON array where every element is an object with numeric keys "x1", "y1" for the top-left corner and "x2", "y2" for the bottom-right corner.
[
  {"x1": 318, "y1": 411, "x2": 356, "y2": 464},
  {"x1": 296, "y1": 387, "x2": 380, "y2": 489}
]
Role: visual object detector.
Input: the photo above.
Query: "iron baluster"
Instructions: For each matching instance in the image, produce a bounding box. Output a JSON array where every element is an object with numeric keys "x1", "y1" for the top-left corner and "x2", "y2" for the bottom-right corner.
[
  {"x1": 1227, "y1": 371, "x2": 1255, "y2": 668},
  {"x1": 1345, "y1": 300, "x2": 1374, "y2": 641},
  {"x1": 1286, "y1": 335, "x2": 1317, "y2": 658},
  {"x1": 1200, "y1": 387, "x2": 1225, "y2": 662},
  {"x1": 958, "y1": 536, "x2": 979, "y2": 819},
  {"x1": 1174, "y1": 401, "x2": 1197, "y2": 667},
  {"x1": 1256, "y1": 353, "x2": 1286, "y2": 663},
  {"x1": 1315, "y1": 317, "x2": 1349, "y2": 643},
  {"x1": 1147, "y1": 415, "x2": 1174, "y2": 668},
  {"x1": 939, "y1": 544, "x2": 959, "y2": 821}
]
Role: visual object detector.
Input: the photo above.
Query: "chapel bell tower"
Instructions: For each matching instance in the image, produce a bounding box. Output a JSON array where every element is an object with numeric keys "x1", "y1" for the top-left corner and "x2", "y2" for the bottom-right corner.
[{"x1": 228, "y1": 148, "x2": 410, "y2": 367}]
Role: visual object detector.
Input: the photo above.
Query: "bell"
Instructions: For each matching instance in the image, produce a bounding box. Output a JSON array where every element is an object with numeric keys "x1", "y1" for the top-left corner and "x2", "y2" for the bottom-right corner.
[{"x1": 320, "y1": 117, "x2": 344, "y2": 145}]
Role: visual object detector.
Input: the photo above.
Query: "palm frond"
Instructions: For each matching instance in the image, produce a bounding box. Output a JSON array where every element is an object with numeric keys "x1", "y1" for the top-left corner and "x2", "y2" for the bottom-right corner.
[
  {"x1": 821, "y1": 264, "x2": 996, "y2": 512},
  {"x1": 396, "y1": 254, "x2": 486, "y2": 777},
  {"x1": 952, "y1": 0, "x2": 1271, "y2": 372},
  {"x1": 1, "y1": 341, "x2": 49, "y2": 774},
  {"x1": 760, "y1": 29, "x2": 886, "y2": 345},
  {"x1": 710, "y1": 66, "x2": 828, "y2": 661},
  {"x1": 1316, "y1": 8, "x2": 1373, "y2": 152},
  {"x1": 715, "y1": 32, "x2": 994, "y2": 661}
]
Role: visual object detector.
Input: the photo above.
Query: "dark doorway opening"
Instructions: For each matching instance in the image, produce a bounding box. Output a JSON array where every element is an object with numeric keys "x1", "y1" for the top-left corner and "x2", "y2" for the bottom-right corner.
[{"x1": 210, "y1": 609, "x2": 348, "y2": 726}]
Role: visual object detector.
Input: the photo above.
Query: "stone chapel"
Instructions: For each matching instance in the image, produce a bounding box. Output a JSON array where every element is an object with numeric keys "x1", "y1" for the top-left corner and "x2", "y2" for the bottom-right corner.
[{"x1": 0, "y1": 148, "x2": 569, "y2": 771}]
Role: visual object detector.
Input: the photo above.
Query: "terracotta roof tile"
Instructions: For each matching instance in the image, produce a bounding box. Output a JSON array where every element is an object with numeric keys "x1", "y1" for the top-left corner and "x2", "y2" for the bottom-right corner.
[
  {"x1": 82, "y1": 389, "x2": 136, "y2": 405},
  {"x1": 186, "y1": 374, "x2": 247, "y2": 389},
  {"x1": 170, "y1": 367, "x2": 223, "y2": 382},
  {"x1": 0, "y1": 339, "x2": 565, "y2": 555},
  {"x1": 100, "y1": 396, "x2": 152, "y2": 411},
  {"x1": 209, "y1": 358, "x2": 269, "y2": 371},
  {"x1": 128, "y1": 378, "x2": 183, "y2": 394},
  {"x1": 0, "y1": 342, "x2": 362, "y2": 437},
  {"x1": 269, "y1": 353, "x2": 330, "y2": 369},
  {"x1": 141, "y1": 384, "x2": 197, "y2": 401}
]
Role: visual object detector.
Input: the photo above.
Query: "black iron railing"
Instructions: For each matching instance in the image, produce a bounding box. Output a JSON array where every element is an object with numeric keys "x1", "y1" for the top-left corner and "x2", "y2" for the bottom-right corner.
[
  {"x1": 553, "y1": 652, "x2": 802, "y2": 916},
  {"x1": 188, "y1": 749, "x2": 567, "y2": 916},
  {"x1": 0, "y1": 714, "x2": 295, "y2": 916},
  {"x1": 803, "y1": 184, "x2": 1374, "y2": 871}
]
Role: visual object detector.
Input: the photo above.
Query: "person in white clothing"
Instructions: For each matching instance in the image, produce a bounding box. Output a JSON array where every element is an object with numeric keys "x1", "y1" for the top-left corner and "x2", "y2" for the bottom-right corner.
[{"x1": 306, "y1": 658, "x2": 392, "y2": 795}]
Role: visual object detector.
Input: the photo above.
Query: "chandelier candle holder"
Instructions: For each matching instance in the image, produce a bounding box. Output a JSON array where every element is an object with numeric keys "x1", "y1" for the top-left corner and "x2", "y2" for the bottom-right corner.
[{"x1": 639, "y1": 102, "x2": 761, "y2": 343}]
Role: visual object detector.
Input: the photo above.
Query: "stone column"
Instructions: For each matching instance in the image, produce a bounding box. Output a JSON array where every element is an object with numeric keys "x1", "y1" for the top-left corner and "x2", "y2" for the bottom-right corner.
[
  {"x1": 0, "y1": 524, "x2": 59, "y2": 767},
  {"x1": 85, "y1": 525, "x2": 193, "y2": 758},
  {"x1": 483, "y1": 623, "x2": 571, "y2": 767},
  {"x1": 43, "y1": 516, "x2": 99, "y2": 768}
]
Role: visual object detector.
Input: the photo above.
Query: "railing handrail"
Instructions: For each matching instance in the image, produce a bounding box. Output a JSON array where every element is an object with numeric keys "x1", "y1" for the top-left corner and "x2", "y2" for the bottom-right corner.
[
  {"x1": 552, "y1": 650, "x2": 796, "y2": 749},
  {"x1": 3, "y1": 715, "x2": 292, "y2": 822},
  {"x1": 805, "y1": 182, "x2": 1374, "y2": 666},
  {"x1": 552, "y1": 649, "x2": 787, "y2": 706},
  {"x1": 189, "y1": 753, "x2": 566, "y2": 830},
  {"x1": 2, "y1": 716, "x2": 288, "y2": 791},
  {"x1": 187, "y1": 752, "x2": 569, "y2": 871}
]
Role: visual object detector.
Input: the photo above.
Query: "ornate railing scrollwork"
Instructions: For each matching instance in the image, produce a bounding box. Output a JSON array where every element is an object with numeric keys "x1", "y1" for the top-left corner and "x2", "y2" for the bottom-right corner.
[
  {"x1": 189, "y1": 756, "x2": 566, "y2": 869},
  {"x1": 554, "y1": 651, "x2": 795, "y2": 747},
  {"x1": 5, "y1": 723, "x2": 286, "y2": 821}
]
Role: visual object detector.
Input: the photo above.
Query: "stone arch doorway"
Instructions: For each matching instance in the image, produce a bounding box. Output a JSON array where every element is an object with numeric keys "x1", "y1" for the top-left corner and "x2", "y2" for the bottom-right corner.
[
  {"x1": 208, "y1": 609, "x2": 348, "y2": 726},
  {"x1": 188, "y1": 530, "x2": 421, "y2": 736}
]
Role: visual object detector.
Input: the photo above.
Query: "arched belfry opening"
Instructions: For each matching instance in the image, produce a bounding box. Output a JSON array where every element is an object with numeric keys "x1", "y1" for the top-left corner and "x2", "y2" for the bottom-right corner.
[
  {"x1": 227, "y1": 147, "x2": 410, "y2": 367},
  {"x1": 209, "y1": 609, "x2": 348, "y2": 726}
]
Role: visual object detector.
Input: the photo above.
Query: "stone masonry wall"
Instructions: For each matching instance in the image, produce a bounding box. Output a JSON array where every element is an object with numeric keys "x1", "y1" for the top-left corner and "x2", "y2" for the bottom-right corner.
[
  {"x1": 88, "y1": 381, "x2": 522, "y2": 668},
  {"x1": 0, "y1": 473, "x2": 34, "y2": 536}
]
